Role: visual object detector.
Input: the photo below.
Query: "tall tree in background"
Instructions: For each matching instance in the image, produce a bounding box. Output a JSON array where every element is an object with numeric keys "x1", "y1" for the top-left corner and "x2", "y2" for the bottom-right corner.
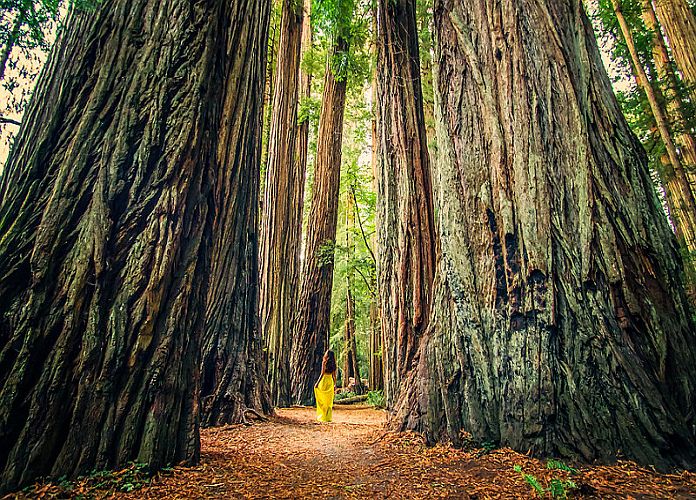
[
  {"x1": 259, "y1": 0, "x2": 305, "y2": 407},
  {"x1": 641, "y1": 0, "x2": 696, "y2": 188},
  {"x1": 392, "y1": 0, "x2": 696, "y2": 468},
  {"x1": 653, "y1": 0, "x2": 696, "y2": 102},
  {"x1": 0, "y1": 0, "x2": 269, "y2": 491},
  {"x1": 291, "y1": 37, "x2": 351, "y2": 405},
  {"x1": 343, "y1": 186, "x2": 364, "y2": 393},
  {"x1": 375, "y1": 0, "x2": 437, "y2": 407},
  {"x1": 612, "y1": 0, "x2": 696, "y2": 259},
  {"x1": 296, "y1": 0, "x2": 313, "y2": 185}
]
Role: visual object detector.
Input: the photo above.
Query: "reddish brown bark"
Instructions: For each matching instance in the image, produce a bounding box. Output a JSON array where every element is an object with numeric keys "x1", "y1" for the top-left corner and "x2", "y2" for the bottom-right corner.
[
  {"x1": 259, "y1": 0, "x2": 305, "y2": 407},
  {"x1": 291, "y1": 40, "x2": 349, "y2": 405},
  {"x1": 375, "y1": 0, "x2": 437, "y2": 407}
]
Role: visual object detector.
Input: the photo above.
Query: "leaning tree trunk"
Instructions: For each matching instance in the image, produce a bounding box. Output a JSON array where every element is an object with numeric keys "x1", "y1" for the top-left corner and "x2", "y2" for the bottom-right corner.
[
  {"x1": 653, "y1": 0, "x2": 696, "y2": 103},
  {"x1": 0, "y1": 0, "x2": 269, "y2": 492},
  {"x1": 290, "y1": 41, "x2": 349, "y2": 405},
  {"x1": 375, "y1": 0, "x2": 437, "y2": 408},
  {"x1": 392, "y1": 0, "x2": 696, "y2": 469},
  {"x1": 642, "y1": 0, "x2": 696, "y2": 189},
  {"x1": 200, "y1": 0, "x2": 273, "y2": 426},
  {"x1": 259, "y1": 0, "x2": 305, "y2": 408},
  {"x1": 613, "y1": 0, "x2": 696, "y2": 258}
]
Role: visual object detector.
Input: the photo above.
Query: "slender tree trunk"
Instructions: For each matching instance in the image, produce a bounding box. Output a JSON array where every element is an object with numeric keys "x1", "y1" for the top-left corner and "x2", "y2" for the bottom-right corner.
[
  {"x1": 613, "y1": 0, "x2": 696, "y2": 257},
  {"x1": 291, "y1": 40, "x2": 349, "y2": 405},
  {"x1": 653, "y1": 0, "x2": 696, "y2": 103},
  {"x1": 368, "y1": 92, "x2": 383, "y2": 392},
  {"x1": 375, "y1": 0, "x2": 437, "y2": 408},
  {"x1": 0, "y1": 0, "x2": 270, "y2": 492},
  {"x1": 642, "y1": 0, "x2": 696, "y2": 187},
  {"x1": 200, "y1": 1, "x2": 273, "y2": 426},
  {"x1": 261, "y1": 3, "x2": 282, "y2": 172},
  {"x1": 344, "y1": 187, "x2": 364, "y2": 394},
  {"x1": 296, "y1": 0, "x2": 313, "y2": 176},
  {"x1": 392, "y1": 0, "x2": 696, "y2": 469},
  {"x1": 259, "y1": 0, "x2": 305, "y2": 408},
  {"x1": 368, "y1": 282, "x2": 383, "y2": 391}
]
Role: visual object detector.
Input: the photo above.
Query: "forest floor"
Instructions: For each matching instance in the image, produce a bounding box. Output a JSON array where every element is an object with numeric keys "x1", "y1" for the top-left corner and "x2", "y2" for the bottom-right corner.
[{"x1": 12, "y1": 406, "x2": 696, "y2": 499}]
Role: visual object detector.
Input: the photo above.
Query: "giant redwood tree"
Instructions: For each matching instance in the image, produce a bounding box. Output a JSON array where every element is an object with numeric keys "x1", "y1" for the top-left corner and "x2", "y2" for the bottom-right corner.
[
  {"x1": 200, "y1": 0, "x2": 273, "y2": 426},
  {"x1": 259, "y1": 0, "x2": 305, "y2": 408},
  {"x1": 391, "y1": 0, "x2": 696, "y2": 468},
  {"x1": 291, "y1": 39, "x2": 350, "y2": 405},
  {"x1": 0, "y1": 0, "x2": 269, "y2": 491},
  {"x1": 375, "y1": 0, "x2": 437, "y2": 407}
]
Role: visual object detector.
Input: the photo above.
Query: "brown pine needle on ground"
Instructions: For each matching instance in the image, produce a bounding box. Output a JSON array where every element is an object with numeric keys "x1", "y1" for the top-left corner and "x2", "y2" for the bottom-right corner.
[{"x1": 10, "y1": 407, "x2": 696, "y2": 499}]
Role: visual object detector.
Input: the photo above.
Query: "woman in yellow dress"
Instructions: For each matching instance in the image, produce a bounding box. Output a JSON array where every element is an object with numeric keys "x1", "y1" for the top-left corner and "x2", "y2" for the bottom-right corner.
[{"x1": 314, "y1": 350, "x2": 337, "y2": 422}]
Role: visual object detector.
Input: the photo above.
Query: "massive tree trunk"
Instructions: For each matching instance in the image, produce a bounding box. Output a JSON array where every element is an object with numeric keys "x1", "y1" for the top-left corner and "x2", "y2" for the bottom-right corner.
[
  {"x1": 392, "y1": 0, "x2": 696, "y2": 469},
  {"x1": 0, "y1": 0, "x2": 269, "y2": 492},
  {"x1": 291, "y1": 41, "x2": 349, "y2": 405},
  {"x1": 653, "y1": 0, "x2": 696, "y2": 103},
  {"x1": 375, "y1": 0, "x2": 437, "y2": 408},
  {"x1": 259, "y1": 0, "x2": 305, "y2": 408},
  {"x1": 200, "y1": 1, "x2": 273, "y2": 426},
  {"x1": 612, "y1": 0, "x2": 696, "y2": 258}
]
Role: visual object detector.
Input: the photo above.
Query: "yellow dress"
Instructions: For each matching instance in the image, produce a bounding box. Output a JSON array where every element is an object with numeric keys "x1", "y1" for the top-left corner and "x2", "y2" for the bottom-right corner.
[{"x1": 314, "y1": 373, "x2": 335, "y2": 422}]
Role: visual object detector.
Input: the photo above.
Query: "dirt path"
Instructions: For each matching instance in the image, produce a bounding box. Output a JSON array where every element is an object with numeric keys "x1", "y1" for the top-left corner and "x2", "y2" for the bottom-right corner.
[
  {"x1": 121, "y1": 407, "x2": 696, "y2": 499},
  {"x1": 14, "y1": 407, "x2": 696, "y2": 498}
]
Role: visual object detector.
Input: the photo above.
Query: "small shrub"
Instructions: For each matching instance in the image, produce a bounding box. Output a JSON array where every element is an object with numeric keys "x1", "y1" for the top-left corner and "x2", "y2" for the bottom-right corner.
[
  {"x1": 366, "y1": 390, "x2": 385, "y2": 408},
  {"x1": 514, "y1": 464, "x2": 578, "y2": 499},
  {"x1": 334, "y1": 391, "x2": 357, "y2": 401}
]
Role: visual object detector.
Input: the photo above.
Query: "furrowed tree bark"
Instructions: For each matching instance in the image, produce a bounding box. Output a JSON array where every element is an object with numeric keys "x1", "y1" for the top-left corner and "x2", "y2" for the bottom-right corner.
[
  {"x1": 291, "y1": 41, "x2": 349, "y2": 405},
  {"x1": 392, "y1": 0, "x2": 696, "y2": 469},
  {"x1": 375, "y1": 0, "x2": 437, "y2": 408},
  {"x1": 259, "y1": 0, "x2": 305, "y2": 408},
  {"x1": 613, "y1": 0, "x2": 696, "y2": 258},
  {"x1": 0, "y1": 0, "x2": 269, "y2": 492},
  {"x1": 200, "y1": 0, "x2": 273, "y2": 426},
  {"x1": 653, "y1": 0, "x2": 696, "y2": 103}
]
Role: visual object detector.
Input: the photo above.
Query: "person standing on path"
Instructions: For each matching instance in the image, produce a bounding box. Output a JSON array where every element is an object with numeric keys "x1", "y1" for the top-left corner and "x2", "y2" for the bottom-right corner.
[{"x1": 314, "y1": 350, "x2": 337, "y2": 422}]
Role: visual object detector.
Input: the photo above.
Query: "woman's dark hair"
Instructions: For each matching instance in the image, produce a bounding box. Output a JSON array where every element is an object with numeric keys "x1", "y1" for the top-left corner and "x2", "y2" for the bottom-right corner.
[{"x1": 322, "y1": 350, "x2": 336, "y2": 374}]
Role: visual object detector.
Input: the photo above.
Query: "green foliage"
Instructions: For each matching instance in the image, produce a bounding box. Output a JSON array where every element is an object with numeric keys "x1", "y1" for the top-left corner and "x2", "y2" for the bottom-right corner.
[
  {"x1": 298, "y1": 95, "x2": 321, "y2": 125},
  {"x1": 334, "y1": 390, "x2": 357, "y2": 401},
  {"x1": 546, "y1": 459, "x2": 577, "y2": 475},
  {"x1": 513, "y1": 464, "x2": 578, "y2": 499},
  {"x1": 366, "y1": 389, "x2": 385, "y2": 408},
  {"x1": 317, "y1": 239, "x2": 336, "y2": 267},
  {"x1": 34, "y1": 462, "x2": 159, "y2": 496}
]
